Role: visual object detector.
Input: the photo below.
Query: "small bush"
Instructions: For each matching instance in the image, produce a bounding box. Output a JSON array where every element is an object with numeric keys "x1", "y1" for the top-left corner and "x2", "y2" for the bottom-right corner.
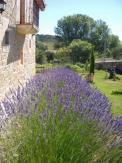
[
  {"x1": 111, "y1": 89, "x2": 122, "y2": 95},
  {"x1": 112, "y1": 47, "x2": 122, "y2": 59},
  {"x1": 36, "y1": 50, "x2": 46, "y2": 64},
  {"x1": 55, "y1": 47, "x2": 70, "y2": 63},
  {"x1": 46, "y1": 51, "x2": 55, "y2": 63},
  {"x1": 76, "y1": 62, "x2": 85, "y2": 68},
  {"x1": 36, "y1": 42, "x2": 47, "y2": 64},
  {"x1": 85, "y1": 61, "x2": 90, "y2": 72},
  {"x1": 69, "y1": 40, "x2": 92, "y2": 63},
  {"x1": 64, "y1": 64, "x2": 85, "y2": 73}
]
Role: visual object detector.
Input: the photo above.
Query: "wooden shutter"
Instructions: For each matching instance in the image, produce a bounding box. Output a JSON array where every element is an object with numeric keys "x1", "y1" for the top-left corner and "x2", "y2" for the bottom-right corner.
[{"x1": 20, "y1": 0, "x2": 25, "y2": 24}]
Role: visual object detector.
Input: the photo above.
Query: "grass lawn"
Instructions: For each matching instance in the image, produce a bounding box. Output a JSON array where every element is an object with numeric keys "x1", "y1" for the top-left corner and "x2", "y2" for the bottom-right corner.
[
  {"x1": 94, "y1": 70, "x2": 122, "y2": 117},
  {"x1": 36, "y1": 63, "x2": 55, "y2": 73},
  {"x1": 36, "y1": 63, "x2": 62, "y2": 73}
]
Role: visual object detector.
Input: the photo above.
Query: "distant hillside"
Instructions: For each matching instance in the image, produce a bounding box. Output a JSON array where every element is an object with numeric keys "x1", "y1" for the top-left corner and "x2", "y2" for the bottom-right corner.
[
  {"x1": 36, "y1": 34, "x2": 55, "y2": 42},
  {"x1": 36, "y1": 34, "x2": 56, "y2": 50}
]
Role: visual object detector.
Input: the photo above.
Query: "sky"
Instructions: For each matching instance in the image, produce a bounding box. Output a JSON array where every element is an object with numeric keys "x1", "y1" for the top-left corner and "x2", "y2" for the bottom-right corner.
[{"x1": 39, "y1": 0, "x2": 122, "y2": 41}]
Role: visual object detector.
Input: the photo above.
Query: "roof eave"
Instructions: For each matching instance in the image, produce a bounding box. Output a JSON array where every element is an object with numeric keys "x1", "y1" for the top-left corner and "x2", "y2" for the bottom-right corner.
[{"x1": 35, "y1": 0, "x2": 45, "y2": 11}]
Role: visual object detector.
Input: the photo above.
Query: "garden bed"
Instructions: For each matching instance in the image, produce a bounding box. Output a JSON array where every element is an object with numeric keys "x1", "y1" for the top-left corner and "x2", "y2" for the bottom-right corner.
[{"x1": 0, "y1": 68, "x2": 122, "y2": 162}]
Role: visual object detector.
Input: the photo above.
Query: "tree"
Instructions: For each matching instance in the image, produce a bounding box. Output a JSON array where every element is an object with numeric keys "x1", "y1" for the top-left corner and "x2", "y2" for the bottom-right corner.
[
  {"x1": 46, "y1": 51, "x2": 54, "y2": 63},
  {"x1": 90, "y1": 48, "x2": 95, "y2": 75},
  {"x1": 55, "y1": 14, "x2": 95, "y2": 45},
  {"x1": 55, "y1": 14, "x2": 121, "y2": 60},
  {"x1": 36, "y1": 42, "x2": 47, "y2": 64},
  {"x1": 108, "y1": 34, "x2": 120, "y2": 49},
  {"x1": 69, "y1": 40, "x2": 92, "y2": 63},
  {"x1": 55, "y1": 47, "x2": 70, "y2": 62},
  {"x1": 36, "y1": 41, "x2": 47, "y2": 51},
  {"x1": 54, "y1": 40, "x2": 65, "y2": 49},
  {"x1": 90, "y1": 20, "x2": 110, "y2": 54},
  {"x1": 111, "y1": 47, "x2": 122, "y2": 59},
  {"x1": 36, "y1": 49, "x2": 45, "y2": 64}
]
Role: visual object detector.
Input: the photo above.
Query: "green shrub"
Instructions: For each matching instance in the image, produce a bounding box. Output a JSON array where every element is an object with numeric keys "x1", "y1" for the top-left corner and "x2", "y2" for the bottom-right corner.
[
  {"x1": 111, "y1": 47, "x2": 122, "y2": 59},
  {"x1": 64, "y1": 64, "x2": 85, "y2": 73},
  {"x1": 69, "y1": 40, "x2": 92, "y2": 63},
  {"x1": 85, "y1": 61, "x2": 90, "y2": 72},
  {"x1": 76, "y1": 63, "x2": 85, "y2": 68},
  {"x1": 55, "y1": 47, "x2": 70, "y2": 63},
  {"x1": 111, "y1": 89, "x2": 122, "y2": 95},
  {"x1": 46, "y1": 51, "x2": 55, "y2": 63},
  {"x1": 36, "y1": 42, "x2": 47, "y2": 64},
  {"x1": 36, "y1": 50, "x2": 45, "y2": 64}
]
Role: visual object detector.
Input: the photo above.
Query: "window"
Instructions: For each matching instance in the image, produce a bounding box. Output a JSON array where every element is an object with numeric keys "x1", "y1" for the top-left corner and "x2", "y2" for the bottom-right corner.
[{"x1": 5, "y1": 30, "x2": 9, "y2": 45}]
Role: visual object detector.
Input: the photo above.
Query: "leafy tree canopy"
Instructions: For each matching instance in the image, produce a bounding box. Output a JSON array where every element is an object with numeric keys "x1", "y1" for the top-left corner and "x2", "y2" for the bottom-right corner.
[
  {"x1": 55, "y1": 14, "x2": 95, "y2": 45},
  {"x1": 46, "y1": 51, "x2": 55, "y2": 63},
  {"x1": 108, "y1": 34, "x2": 120, "y2": 49},
  {"x1": 111, "y1": 47, "x2": 122, "y2": 59},
  {"x1": 55, "y1": 47, "x2": 71, "y2": 62},
  {"x1": 69, "y1": 39, "x2": 92, "y2": 63},
  {"x1": 55, "y1": 14, "x2": 121, "y2": 57},
  {"x1": 36, "y1": 42, "x2": 47, "y2": 64},
  {"x1": 90, "y1": 20, "x2": 110, "y2": 53}
]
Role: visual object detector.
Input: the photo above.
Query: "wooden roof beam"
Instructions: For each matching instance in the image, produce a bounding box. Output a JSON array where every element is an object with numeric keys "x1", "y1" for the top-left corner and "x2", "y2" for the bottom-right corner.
[{"x1": 35, "y1": 0, "x2": 45, "y2": 11}]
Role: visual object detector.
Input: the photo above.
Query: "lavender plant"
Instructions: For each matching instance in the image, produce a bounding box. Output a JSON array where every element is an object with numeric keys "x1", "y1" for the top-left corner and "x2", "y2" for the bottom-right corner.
[{"x1": 0, "y1": 68, "x2": 122, "y2": 162}]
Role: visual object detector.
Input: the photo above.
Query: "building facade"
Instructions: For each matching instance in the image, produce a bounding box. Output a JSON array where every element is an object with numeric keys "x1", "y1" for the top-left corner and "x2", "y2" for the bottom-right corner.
[{"x1": 0, "y1": 0, "x2": 45, "y2": 99}]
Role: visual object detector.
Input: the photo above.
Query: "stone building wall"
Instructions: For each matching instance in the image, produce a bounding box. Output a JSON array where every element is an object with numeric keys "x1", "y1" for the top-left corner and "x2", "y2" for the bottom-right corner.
[{"x1": 0, "y1": 0, "x2": 35, "y2": 100}]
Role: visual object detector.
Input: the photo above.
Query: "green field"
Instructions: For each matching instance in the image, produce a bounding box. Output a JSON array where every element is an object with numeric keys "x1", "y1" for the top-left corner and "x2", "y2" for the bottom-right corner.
[{"x1": 95, "y1": 71, "x2": 122, "y2": 117}]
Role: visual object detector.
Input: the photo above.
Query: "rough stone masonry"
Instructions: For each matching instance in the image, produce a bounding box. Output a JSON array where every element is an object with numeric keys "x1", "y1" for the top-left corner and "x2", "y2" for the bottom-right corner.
[{"x1": 0, "y1": 0, "x2": 36, "y2": 100}]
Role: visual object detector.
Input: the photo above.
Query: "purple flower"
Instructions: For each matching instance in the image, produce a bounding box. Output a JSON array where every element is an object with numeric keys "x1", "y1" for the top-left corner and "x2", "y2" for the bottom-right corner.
[{"x1": 0, "y1": 67, "x2": 122, "y2": 145}]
